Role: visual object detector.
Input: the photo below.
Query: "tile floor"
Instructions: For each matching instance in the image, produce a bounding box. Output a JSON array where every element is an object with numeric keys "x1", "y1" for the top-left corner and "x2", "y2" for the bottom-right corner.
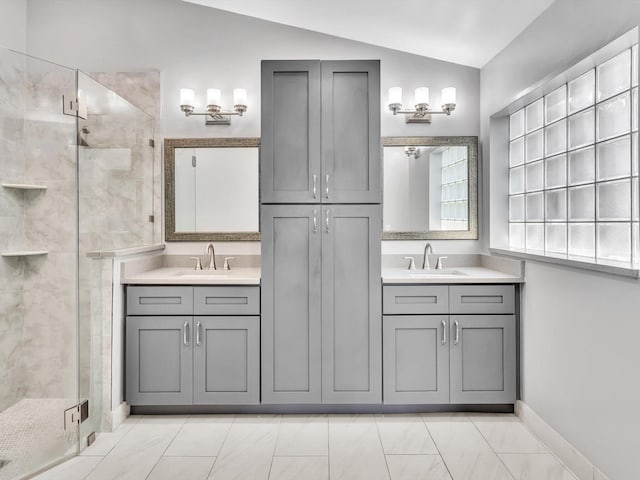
[{"x1": 33, "y1": 413, "x2": 578, "y2": 480}]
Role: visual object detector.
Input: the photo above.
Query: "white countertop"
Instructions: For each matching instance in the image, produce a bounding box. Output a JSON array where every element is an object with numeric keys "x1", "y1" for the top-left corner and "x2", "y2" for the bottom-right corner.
[
  {"x1": 124, "y1": 267, "x2": 261, "y2": 285},
  {"x1": 382, "y1": 266, "x2": 523, "y2": 284}
]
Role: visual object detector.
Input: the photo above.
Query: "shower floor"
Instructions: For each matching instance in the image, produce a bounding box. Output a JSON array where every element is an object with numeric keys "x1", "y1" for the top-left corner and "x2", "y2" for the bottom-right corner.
[{"x1": 0, "y1": 398, "x2": 78, "y2": 480}]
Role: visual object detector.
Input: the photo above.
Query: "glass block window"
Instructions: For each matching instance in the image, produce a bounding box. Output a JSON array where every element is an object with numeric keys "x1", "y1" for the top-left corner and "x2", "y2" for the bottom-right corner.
[
  {"x1": 440, "y1": 146, "x2": 468, "y2": 230},
  {"x1": 508, "y1": 43, "x2": 639, "y2": 266}
]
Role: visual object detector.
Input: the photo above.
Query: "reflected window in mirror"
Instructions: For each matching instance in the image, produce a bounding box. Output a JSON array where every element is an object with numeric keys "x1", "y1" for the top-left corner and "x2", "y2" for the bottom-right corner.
[
  {"x1": 382, "y1": 136, "x2": 478, "y2": 240},
  {"x1": 165, "y1": 138, "x2": 260, "y2": 241}
]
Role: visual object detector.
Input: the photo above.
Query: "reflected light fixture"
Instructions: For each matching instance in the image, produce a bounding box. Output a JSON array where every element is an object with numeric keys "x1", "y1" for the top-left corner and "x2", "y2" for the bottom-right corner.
[
  {"x1": 388, "y1": 86, "x2": 456, "y2": 124},
  {"x1": 179, "y1": 88, "x2": 248, "y2": 125},
  {"x1": 404, "y1": 146, "x2": 421, "y2": 159}
]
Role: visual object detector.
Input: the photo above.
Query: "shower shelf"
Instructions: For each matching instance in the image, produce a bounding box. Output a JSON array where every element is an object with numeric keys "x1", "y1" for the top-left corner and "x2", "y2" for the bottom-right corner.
[
  {"x1": 1, "y1": 251, "x2": 48, "y2": 257},
  {"x1": 2, "y1": 183, "x2": 48, "y2": 190}
]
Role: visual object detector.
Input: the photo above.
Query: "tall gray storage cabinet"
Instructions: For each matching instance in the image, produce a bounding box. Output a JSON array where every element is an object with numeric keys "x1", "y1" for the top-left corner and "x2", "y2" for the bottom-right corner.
[{"x1": 261, "y1": 59, "x2": 382, "y2": 404}]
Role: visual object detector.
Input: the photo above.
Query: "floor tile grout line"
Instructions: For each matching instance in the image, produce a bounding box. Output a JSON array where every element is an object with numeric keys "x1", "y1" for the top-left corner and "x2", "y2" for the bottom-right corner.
[
  {"x1": 205, "y1": 414, "x2": 236, "y2": 478},
  {"x1": 420, "y1": 414, "x2": 455, "y2": 480},
  {"x1": 327, "y1": 415, "x2": 331, "y2": 480},
  {"x1": 513, "y1": 420, "x2": 581, "y2": 480},
  {"x1": 467, "y1": 414, "x2": 518, "y2": 480},
  {"x1": 373, "y1": 414, "x2": 393, "y2": 479},
  {"x1": 265, "y1": 415, "x2": 282, "y2": 480},
  {"x1": 144, "y1": 414, "x2": 190, "y2": 480}
]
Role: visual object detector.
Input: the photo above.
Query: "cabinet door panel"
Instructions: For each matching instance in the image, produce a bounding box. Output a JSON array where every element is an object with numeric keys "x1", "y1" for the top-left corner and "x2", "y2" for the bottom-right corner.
[
  {"x1": 322, "y1": 204, "x2": 382, "y2": 403},
  {"x1": 193, "y1": 316, "x2": 259, "y2": 404},
  {"x1": 321, "y1": 60, "x2": 381, "y2": 203},
  {"x1": 261, "y1": 60, "x2": 321, "y2": 203},
  {"x1": 450, "y1": 315, "x2": 516, "y2": 404},
  {"x1": 383, "y1": 316, "x2": 450, "y2": 404},
  {"x1": 261, "y1": 205, "x2": 322, "y2": 403},
  {"x1": 125, "y1": 316, "x2": 193, "y2": 405}
]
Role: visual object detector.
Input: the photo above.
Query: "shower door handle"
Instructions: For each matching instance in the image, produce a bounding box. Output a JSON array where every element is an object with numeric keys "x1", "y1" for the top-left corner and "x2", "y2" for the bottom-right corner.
[{"x1": 183, "y1": 321, "x2": 189, "y2": 346}]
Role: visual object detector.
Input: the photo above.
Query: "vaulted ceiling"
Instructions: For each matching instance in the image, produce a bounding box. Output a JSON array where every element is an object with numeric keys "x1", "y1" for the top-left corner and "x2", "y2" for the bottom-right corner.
[{"x1": 183, "y1": 0, "x2": 555, "y2": 68}]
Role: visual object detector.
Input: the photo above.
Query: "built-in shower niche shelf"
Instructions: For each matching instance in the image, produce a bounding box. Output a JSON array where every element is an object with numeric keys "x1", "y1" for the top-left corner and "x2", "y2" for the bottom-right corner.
[
  {"x1": 1, "y1": 251, "x2": 48, "y2": 257},
  {"x1": 2, "y1": 183, "x2": 48, "y2": 190}
]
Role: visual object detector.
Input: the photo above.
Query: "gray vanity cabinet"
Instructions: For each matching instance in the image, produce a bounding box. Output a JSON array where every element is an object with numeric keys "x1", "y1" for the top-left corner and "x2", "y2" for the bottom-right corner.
[
  {"x1": 126, "y1": 316, "x2": 193, "y2": 405},
  {"x1": 383, "y1": 315, "x2": 449, "y2": 404},
  {"x1": 126, "y1": 285, "x2": 260, "y2": 406},
  {"x1": 449, "y1": 314, "x2": 516, "y2": 404},
  {"x1": 261, "y1": 204, "x2": 382, "y2": 404},
  {"x1": 193, "y1": 316, "x2": 260, "y2": 404},
  {"x1": 382, "y1": 284, "x2": 516, "y2": 405},
  {"x1": 261, "y1": 59, "x2": 380, "y2": 204}
]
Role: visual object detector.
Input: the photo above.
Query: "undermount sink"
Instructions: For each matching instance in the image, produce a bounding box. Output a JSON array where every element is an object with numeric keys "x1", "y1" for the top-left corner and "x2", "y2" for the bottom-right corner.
[
  {"x1": 174, "y1": 270, "x2": 230, "y2": 279},
  {"x1": 407, "y1": 269, "x2": 468, "y2": 277}
]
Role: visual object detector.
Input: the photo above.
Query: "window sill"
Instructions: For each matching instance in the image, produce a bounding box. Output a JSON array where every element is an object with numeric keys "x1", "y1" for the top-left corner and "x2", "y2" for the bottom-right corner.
[{"x1": 489, "y1": 248, "x2": 640, "y2": 278}]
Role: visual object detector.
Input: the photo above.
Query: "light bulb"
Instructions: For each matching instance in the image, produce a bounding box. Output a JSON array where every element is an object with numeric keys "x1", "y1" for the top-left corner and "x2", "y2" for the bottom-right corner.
[
  {"x1": 180, "y1": 88, "x2": 195, "y2": 107},
  {"x1": 441, "y1": 87, "x2": 456, "y2": 105},
  {"x1": 388, "y1": 87, "x2": 403, "y2": 106},
  {"x1": 414, "y1": 87, "x2": 429, "y2": 106},
  {"x1": 207, "y1": 88, "x2": 221, "y2": 108},
  {"x1": 233, "y1": 88, "x2": 247, "y2": 107}
]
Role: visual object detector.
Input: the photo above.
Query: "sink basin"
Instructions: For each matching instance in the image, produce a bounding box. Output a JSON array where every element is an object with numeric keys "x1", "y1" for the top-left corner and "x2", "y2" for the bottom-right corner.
[
  {"x1": 407, "y1": 269, "x2": 468, "y2": 277},
  {"x1": 174, "y1": 270, "x2": 230, "y2": 279}
]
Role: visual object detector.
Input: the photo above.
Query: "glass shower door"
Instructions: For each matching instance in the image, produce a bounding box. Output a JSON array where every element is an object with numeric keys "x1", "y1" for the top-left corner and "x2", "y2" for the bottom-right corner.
[{"x1": 0, "y1": 48, "x2": 80, "y2": 479}]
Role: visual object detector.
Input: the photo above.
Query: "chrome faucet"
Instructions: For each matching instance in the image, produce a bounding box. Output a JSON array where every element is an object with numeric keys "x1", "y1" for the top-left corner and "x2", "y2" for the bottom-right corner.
[
  {"x1": 205, "y1": 243, "x2": 217, "y2": 270},
  {"x1": 404, "y1": 256, "x2": 416, "y2": 270},
  {"x1": 422, "y1": 242, "x2": 433, "y2": 269},
  {"x1": 435, "y1": 256, "x2": 448, "y2": 270}
]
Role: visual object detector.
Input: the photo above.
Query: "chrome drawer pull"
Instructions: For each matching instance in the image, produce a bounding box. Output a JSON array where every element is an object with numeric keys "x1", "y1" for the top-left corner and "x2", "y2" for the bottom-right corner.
[{"x1": 441, "y1": 319, "x2": 447, "y2": 345}]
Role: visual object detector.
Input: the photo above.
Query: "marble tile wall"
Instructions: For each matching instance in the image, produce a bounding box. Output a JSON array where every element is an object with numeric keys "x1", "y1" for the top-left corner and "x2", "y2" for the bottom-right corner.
[{"x1": 0, "y1": 48, "x2": 27, "y2": 411}]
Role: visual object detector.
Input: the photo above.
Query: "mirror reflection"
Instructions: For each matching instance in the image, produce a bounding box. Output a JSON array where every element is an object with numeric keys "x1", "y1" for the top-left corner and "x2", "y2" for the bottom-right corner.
[
  {"x1": 382, "y1": 136, "x2": 478, "y2": 240},
  {"x1": 165, "y1": 138, "x2": 260, "y2": 241}
]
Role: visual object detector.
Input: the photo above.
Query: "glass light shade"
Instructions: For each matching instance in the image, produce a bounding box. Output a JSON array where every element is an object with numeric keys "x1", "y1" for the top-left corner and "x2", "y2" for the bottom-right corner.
[
  {"x1": 414, "y1": 87, "x2": 429, "y2": 105},
  {"x1": 206, "y1": 88, "x2": 221, "y2": 107},
  {"x1": 441, "y1": 87, "x2": 456, "y2": 105},
  {"x1": 233, "y1": 88, "x2": 247, "y2": 106},
  {"x1": 180, "y1": 88, "x2": 195, "y2": 107},
  {"x1": 388, "y1": 87, "x2": 403, "y2": 106}
]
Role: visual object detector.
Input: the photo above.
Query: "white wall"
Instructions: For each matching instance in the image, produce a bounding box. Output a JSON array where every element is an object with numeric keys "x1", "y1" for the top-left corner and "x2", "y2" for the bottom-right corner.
[
  {"x1": 25, "y1": 0, "x2": 481, "y2": 255},
  {"x1": 0, "y1": 0, "x2": 26, "y2": 51},
  {"x1": 481, "y1": 1, "x2": 640, "y2": 479}
]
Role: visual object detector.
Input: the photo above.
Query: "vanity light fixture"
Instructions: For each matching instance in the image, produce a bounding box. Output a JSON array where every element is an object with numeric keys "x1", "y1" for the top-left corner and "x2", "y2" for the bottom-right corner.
[
  {"x1": 179, "y1": 87, "x2": 248, "y2": 125},
  {"x1": 388, "y1": 86, "x2": 456, "y2": 124}
]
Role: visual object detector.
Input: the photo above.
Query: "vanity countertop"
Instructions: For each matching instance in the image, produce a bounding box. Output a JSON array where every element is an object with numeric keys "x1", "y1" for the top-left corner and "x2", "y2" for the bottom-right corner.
[
  {"x1": 382, "y1": 266, "x2": 523, "y2": 284},
  {"x1": 382, "y1": 253, "x2": 524, "y2": 284},
  {"x1": 123, "y1": 267, "x2": 261, "y2": 285}
]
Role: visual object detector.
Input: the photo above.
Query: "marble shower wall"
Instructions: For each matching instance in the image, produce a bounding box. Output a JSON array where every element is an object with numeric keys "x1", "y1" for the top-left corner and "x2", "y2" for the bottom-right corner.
[
  {"x1": 0, "y1": 48, "x2": 79, "y2": 409},
  {"x1": 0, "y1": 48, "x2": 27, "y2": 411}
]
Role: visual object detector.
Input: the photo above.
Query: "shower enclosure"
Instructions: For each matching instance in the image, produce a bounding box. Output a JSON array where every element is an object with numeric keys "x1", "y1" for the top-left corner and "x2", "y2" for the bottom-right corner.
[{"x1": 0, "y1": 47, "x2": 155, "y2": 479}]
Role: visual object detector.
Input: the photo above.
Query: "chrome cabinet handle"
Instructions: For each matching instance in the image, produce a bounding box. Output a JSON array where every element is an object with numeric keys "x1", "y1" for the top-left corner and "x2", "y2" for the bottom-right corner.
[
  {"x1": 196, "y1": 321, "x2": 202, "y2": 346},
  {"x1": 441, "y1": 319, "x2": 447, "y2": 345},
  {"x1": 183, "y1": 321, "x2": 189, "y2": 346},
  {"x1": 325, "y1": 174, "x2": 330, "y2": 198},
  {"x1": 325, "y1": 209, "x2": 330, "y2": 232},
  {"x1": 313, "y1": 209, "x2": 318, "y2": 233},
  {"x1": 312, "y1": 174, "x2": 317, "y2": 199},
  {"x1": 454, "y1": 320, "x2": 460, "y2": 345}
]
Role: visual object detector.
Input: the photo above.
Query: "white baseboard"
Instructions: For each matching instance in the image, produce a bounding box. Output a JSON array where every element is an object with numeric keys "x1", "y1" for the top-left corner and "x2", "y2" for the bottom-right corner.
[
  {"x1": 516, "y1": 401, "x2": 609, "y2": 480},
  {"x1": 109, "y1": 402, "x2": 130, "y2": 432}
]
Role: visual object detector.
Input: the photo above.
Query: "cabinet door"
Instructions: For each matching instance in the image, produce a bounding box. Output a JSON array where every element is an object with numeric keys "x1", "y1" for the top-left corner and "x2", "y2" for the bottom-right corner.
[
  {"x1": 261, "y1": 60, "x2": 321, "y2": 203},
  {"x1": 322, "y1": 204, "x2": 382, "y2": 403},
  {"x1": 450, "y1": 315, "x2": 516, "y2": 404},
  {"x1": 321, "y1": 60, "x2": 381, "y2": 204},
  {"x1": 193, "y1": 316, "x2": 260, "y2": 404},
  {"x1": 261, "y1": 205, "x2": 322, "y2": 403},
  {"x1": 383, "y1": 316, "x2": 450, "y2": 404},
  {"x1": 125, "y1": 316, "x2": 193, "y2": 405}
]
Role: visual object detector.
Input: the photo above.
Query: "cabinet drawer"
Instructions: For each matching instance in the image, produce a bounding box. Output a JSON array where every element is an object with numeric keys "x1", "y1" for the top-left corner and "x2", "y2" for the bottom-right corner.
[
  {"x1": 449, "y1": 285, "x2": 515, "y2": 314},
  {"x1": 127, "y1": 286, "x2": 193, "y2": 315},
  {"x1": 383, "y1": 285, "x2": 449, "y2": 314},
  {"x1": 194, "y1": 286, "x2": 260, "y2": 315}
]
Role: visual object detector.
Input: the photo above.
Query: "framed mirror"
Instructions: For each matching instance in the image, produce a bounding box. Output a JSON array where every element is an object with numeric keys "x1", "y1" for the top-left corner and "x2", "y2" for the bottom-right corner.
[
  {"x1": 164, "y1": 137, "x2": 260, "y2": 241},
  {"x1": 382, "y1": 136, "x2": 478, "y2": 240}
]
